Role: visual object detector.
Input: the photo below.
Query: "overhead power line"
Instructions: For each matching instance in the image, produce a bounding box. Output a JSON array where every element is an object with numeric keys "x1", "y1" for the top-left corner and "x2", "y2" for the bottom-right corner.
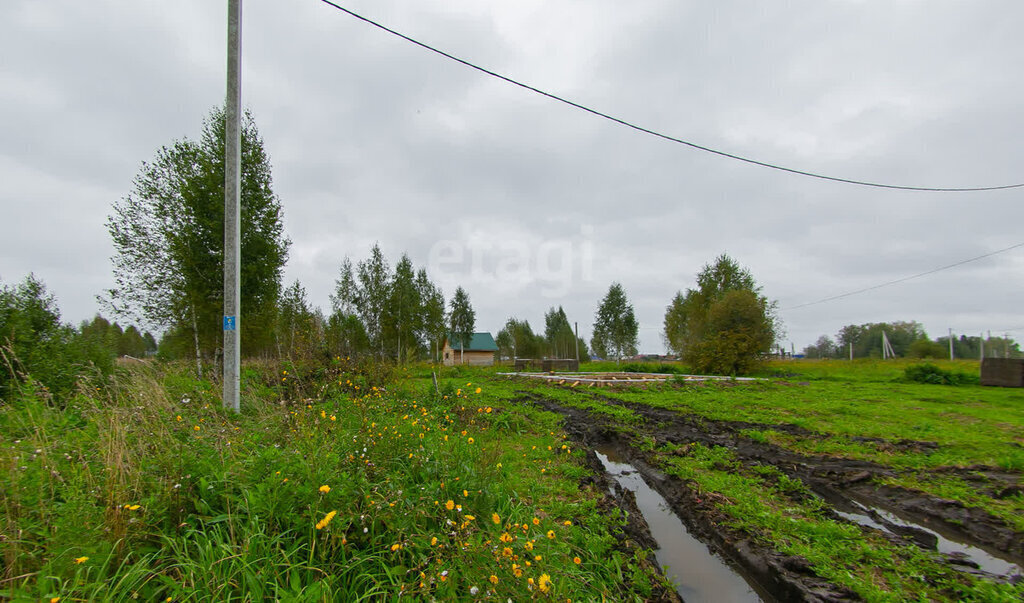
[
  {"x1": 317, "y1": 1, "x2": 1024, "y2": 193},
  {"x1": 784, "y1": 241, "x2": 1024, "y2": 310}
]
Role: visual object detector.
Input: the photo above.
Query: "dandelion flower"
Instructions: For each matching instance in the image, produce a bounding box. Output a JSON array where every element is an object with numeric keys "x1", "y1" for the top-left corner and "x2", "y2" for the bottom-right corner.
[
  {"x1": 563, "y1": 520, "x2": 572, "y2": 526},
  {"x1": 489, "y1": 575, "x2": 499, "y2": 585},
  {"x1": 532, "y1": 517, "x2": 540, "y2": 526},
  {"x1": 464, "y1": 515, "x2": 475, "y2": 521},
  {"x1": 538, "y1": 573, "x2": 552, "y2": 593},
  {"x1": 431, "y1": 537, "x2": 438, "y2": 546},
  {"x1": 475, "y1": 387, "x2": 481, "y2": 394},
  {"x1": 445, "y1": 500, "x2": 455, "y2": 511},
  {"x1": 463, "y1": 489, "x2": 469, "y2": 497},
  {"x1": 573, "y1": 556, "x2": 582, "y2": 564},
  {"x1": 319, "y1": 485, "x2": 331, "y2": 494},
  {"x1": 467, "y1": 437, "x2": 474, "y2": 444},
  {"x1": 546, "y1": 530, "x2": 555, "y2": 539},
  {"x1": 525, "y1": 541, "x2": 534, "y2": 551},
  {"x1": 315, "y1": 510, "x2": 337, "y2": 530},
  {"x1": 492, "y1": 512, "x2": 501, "y2": 525},
  {"x1": 391, "y1": 543, "x2": 402, "y2": 551},
  {"x1": 74, "y1": 556, "x2": 89, "y2": 564}
]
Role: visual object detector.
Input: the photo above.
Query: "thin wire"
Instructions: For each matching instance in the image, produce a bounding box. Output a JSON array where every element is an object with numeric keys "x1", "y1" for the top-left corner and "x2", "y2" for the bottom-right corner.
[
  {"x1": 784, "y1": 241, "x2": 1024, "y2": 310},
  {"x1": 317, "y1": 0, "x2": 1024, "y2": 193}
]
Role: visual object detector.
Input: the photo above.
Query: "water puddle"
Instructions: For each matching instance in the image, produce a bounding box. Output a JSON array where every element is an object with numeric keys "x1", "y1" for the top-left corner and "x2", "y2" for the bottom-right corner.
[
  {"x1": 595, "y1": 446, "x2": 762, "y2": 603},
  {"x1": 835, "y1": 501, "x2": 1022, "y2": 578}
]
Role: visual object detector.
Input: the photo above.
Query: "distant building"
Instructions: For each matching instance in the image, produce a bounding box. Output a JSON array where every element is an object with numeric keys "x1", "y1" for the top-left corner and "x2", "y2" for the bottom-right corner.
[{"x1": 442, "y1": 332, "x2": 498, "y2": 366}]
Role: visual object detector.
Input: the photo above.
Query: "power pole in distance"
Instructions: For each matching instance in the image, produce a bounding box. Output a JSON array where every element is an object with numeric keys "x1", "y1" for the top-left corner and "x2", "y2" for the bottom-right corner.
[{"x1": 223, "y1": 0, "x2": 242, "y2": 412}]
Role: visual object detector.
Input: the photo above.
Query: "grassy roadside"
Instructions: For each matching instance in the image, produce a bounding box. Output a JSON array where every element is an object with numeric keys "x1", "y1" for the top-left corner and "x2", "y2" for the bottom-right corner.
[{"x1": 1, "y1": 361, "x2": 670, "y2": 601}]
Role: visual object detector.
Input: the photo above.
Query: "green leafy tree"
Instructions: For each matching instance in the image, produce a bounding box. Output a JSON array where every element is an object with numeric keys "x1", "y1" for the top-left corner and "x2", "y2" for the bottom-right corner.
[
  {"x1": 416, "y1": 269, "x2": 446, "y2": 362},
  {"x1": 496, "y1": 317, "x2": 544, "y2": 361},
  {"x1": 448, "y1": 286, "x2": 476, "y2": 363},
  {"x1": 591, "y1": 283, "x2": 639, "y2": 363},
  {"x1": 664, "y1": 254, "x2": 778, "y2": 374},
  {"x1": 543, "y1": 306, "x2": 588, "y2": 360},
  {"x1": 0, "y1": 275, "x2": 112, "y2": 399},
  {"x1": 106, "y1": 107, "x2": 289, "y2": 374},
  {"x1": 687, "y1": 289, "x2": 775, "y2": 374},
  {"x1": 356, "y1": 244, "x2": 391, "y2": 358},
  {"x1": 384, "y1": 254, "x2": 421, "y2": 362},
  {"x1": 837, "y1": 321, "x2": 925, "y2": 358},
  {"x1": 277, "y1": 280, "x2": 317, "y2": 360},
  {"x1": 118, "y1": 325, "x2": 148, "y2": 358},
  {"x1": 802, "y1": 335, "x2": 837, "y2": 359}
]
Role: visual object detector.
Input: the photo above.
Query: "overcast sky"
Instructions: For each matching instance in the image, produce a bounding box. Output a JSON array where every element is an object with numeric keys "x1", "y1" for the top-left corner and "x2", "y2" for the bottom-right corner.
[{"x1": 2, "y1": 0, "x2": 1022, "y2": 353}]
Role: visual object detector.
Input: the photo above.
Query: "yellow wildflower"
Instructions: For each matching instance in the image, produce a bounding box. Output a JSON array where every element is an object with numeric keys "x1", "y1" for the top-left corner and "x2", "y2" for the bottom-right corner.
[
  {"x1": 546, "y1": 530, "x2": 555, "y2": 539},
  {"x1": 492, "y1": 512, "x2": 501, "y2": 525},
  {"x1": 431, "y1": 537, "x2": 438, "y2": 546},
  {"x1": 489, "y1": 575, "x2": 499, "y2": 585},
  {"x1": 315, "y1": 510, "x2": 337, "y2": 530},
  {"x1": 525, "y1": 540, "x2": 534, "y2": 551},
  {"x1": 445, "y1": 500, "x2": 455, "y2": 511},
  {"x1": 532, "y1": 517, "x2": 540, "y2": 526},
  {"x1": 391, "y1": 543, "x2": 402, "y2": 551},
  {"x1": 538, "y1": 573, "x2": 552, "y2": 593},
  {"x1": 74, "y1": 556, "x2": 88, "y2": 564},
  {"x1": 467, "y1": 437, "x2": 474, "y2": 444},
  {"x1": 463, "y1": 489, "x2": 469, "y2": 497},
  {"x1": 319, "y1": 485, "x2": 331, "y2": 494},
  {"x1": 573, "y1": 556, "x2": 582, "y2": 564},
  {"x1": 464, "y1": 515, "x2": 475, "y2": 521},
  {"x1": 475, "y1": 387, "x2": 481, "y2": 394}
]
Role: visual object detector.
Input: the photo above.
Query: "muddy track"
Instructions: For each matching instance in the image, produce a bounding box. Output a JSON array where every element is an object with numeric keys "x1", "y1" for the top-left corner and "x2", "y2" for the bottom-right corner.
[
  {"x1": 584, "y1": 391, "x2": 1024, "y2": 563},
  {"x1": 517, "y1": 390, "x2": 1023, "y2": 601}
]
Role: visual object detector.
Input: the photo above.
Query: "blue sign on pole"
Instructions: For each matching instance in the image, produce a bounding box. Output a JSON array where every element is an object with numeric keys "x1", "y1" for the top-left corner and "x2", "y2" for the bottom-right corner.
[{"x1": 223, "y1": 316, "x2": 236, "y2": 331}]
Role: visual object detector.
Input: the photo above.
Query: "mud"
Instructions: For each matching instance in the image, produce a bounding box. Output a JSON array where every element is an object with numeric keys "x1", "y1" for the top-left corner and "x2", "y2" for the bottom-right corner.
[
  {"x1": 592, "y1": 393, "x2": 1024, "y2": 564},
  {"x1": 519, "y1": 389, "x2": 1024, "y2": 601},
  {"x1": 596, "y1": 445, "x2": 763, "y2": 602}
]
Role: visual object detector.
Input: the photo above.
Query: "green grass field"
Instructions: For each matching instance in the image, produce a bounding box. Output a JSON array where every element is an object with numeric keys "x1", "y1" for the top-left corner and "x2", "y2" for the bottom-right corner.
[{"x1": 2, "y1": 357, "x2": 1021, "y2": 601}]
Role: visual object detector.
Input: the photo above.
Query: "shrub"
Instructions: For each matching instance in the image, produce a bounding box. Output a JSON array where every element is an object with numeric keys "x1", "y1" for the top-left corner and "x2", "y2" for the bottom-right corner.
[{"x1": 903, "y1": 363, "x2": 978, "y2": 386}]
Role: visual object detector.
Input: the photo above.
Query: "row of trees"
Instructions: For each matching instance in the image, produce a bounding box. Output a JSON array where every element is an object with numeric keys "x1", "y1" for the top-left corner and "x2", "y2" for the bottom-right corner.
[
  {"x1": 330, "y1": 245, "x2": 450, "y2": 361},
  {"x1": 804, "y1": 323, "x2": 1021, "y2": 359},
  {"x1": 0, "y1": 275, "x2": 155, "y2": 399},
  {"x1": 104, "y1": 108, "x2": 478, "y2": 369},
  {"x1": 495, "y1": 306, "x2": 590, "y2": 361}
]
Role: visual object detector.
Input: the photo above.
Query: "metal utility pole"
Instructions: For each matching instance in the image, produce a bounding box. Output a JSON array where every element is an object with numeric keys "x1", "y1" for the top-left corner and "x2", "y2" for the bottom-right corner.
[
  {"x1": 223, "y1": 0, "x2": 242, "y2": 412},
  {"x1": 980, "y1": 332, "x2": 984, "y2": 360}
]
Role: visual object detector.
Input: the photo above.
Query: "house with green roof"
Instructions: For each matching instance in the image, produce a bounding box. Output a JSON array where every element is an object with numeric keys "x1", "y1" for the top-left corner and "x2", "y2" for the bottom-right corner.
[{"x1": 442, "y1": 332, "x2": 498, "y2": 366}]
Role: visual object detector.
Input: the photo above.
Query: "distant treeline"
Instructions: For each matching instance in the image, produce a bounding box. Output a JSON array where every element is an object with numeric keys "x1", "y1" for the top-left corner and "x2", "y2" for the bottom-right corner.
[
  {"x1": 0, "y1": 275, "x2": 156, "y2": 399},
  {"x1": 803, "y1": 321, "x2": 1020, "y2": 359}
]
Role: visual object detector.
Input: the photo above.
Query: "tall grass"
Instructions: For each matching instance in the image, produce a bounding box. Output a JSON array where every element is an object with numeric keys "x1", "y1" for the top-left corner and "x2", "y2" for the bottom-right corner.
[{"x1": 1, "y1": 360, "x2": 666, "y2": 601}]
